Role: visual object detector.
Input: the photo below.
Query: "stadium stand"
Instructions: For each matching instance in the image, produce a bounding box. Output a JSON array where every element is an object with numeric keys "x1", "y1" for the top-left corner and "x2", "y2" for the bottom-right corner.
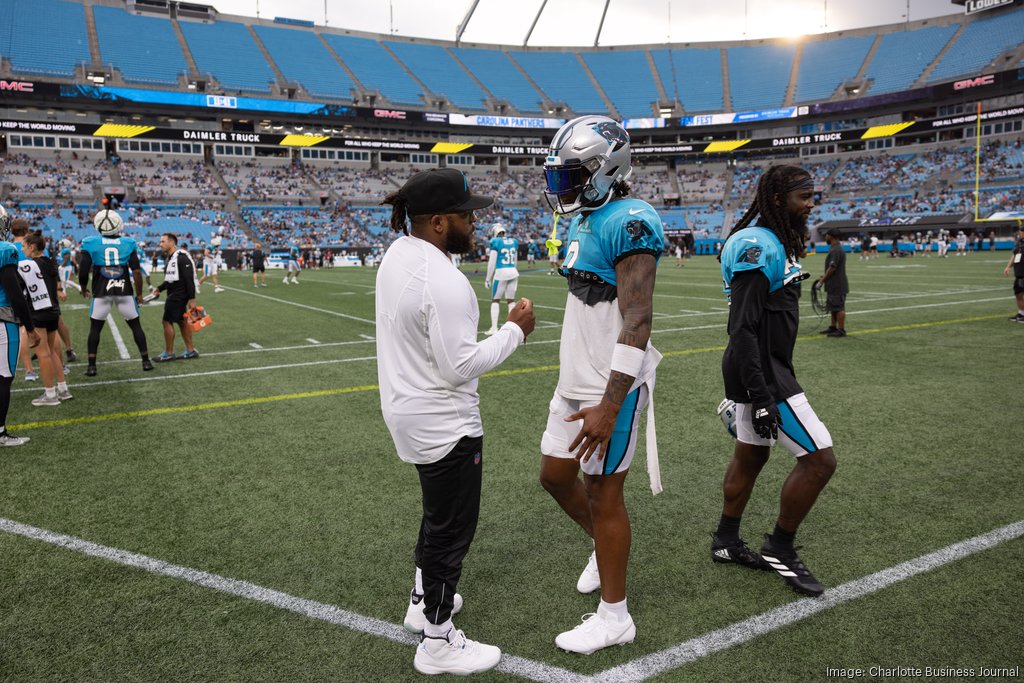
[
  {"x1": 217, "y1": 160, "x2": 313, "y2": 202},
  {"x1": 0, "y1": 0, "x2": 90, "y2": 77},
  {"x1": 305, "y1": 164, "x2": 397, "y2": 202},
  {"x1": 450, "y1": 47, "x2": 546, "y2": 113},
  {"x1": 928, "y1": 7, "x2": 1024, "y2": 83},
  {"x1": 795, "y1": 35, "x2": 875, "y2": 103},
  {"x1": 580, "y1": 51, "x2": 661, "y2": 118},
  {"x1": 178, "y1": 19, "x2": 277, "y2": 93},
  {"x1": 677, "y1": 165, "x2": 728, "y2": 202},
  {"x1": 509, "y1": 51, "x2": 607, "y2": 114},
  {"x1": 93, "y1": 6, "x2": 188, "y2": 86},
  {"x1": 252, "y1": 25, "x2": 357, "y2": 101},
  {"x1": 863, "y1": 24, "x2": 960, "y2": 95},
  {"x1": 0, "y1": 153, "x2": 109, "y2": 199},
  {"x1": 727, "y1": 44, "x2": 796, "y2": 111},
  {"x1": 650, "y1": 48, "x2": 724, "y2": 113},
  {"x1": 384, "y1": 42, "x2": 489, "y2": 111},
  {"x1": 117, "y1": 158, "x2": 226, "y2": 201},
  {"x1": 321, "y1": 34, "x2": 425, "y2": 106}
]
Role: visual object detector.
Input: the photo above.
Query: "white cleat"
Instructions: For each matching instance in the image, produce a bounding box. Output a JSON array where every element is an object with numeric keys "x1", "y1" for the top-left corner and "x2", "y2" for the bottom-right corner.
[
  {"x1": 555, "y1": 612, "x2": 636, "y2": 655},
  {"x1": 577, "y1": 550, "x2": 600, "y2": 594},
  {"x1": 214, "y1": 286, "x2": 224, "y2": 293},
  {"x1": 57, "y1": 388, "x2": 74, "y2": 401},
  {"x1": 404, "y1": 591, "x2": 463, "y2": 634},
  {"x1": 414, "y1": 628, "x2": 501, "y2": 676},
  {"x1": 31, "y1": 393, "x2": 61, "y2": 407},
  {"x1": 0, "y1": 432, "x2": 30, "y2": 446},
  {"x1": 282, "y1": 278, "x2": 290, "y2": 285}
]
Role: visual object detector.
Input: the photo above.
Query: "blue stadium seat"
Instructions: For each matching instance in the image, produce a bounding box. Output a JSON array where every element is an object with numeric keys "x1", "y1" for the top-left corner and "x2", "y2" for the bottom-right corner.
[
  {"x1": 864, "y1": 24, "x2": 959, "y2": 94},
  {"x1": 796, "y1": 35, "x2": 875, "y2": 103},
  {"x1": 254, "y1": 25, "x2": 356, "y2": 101},
  {"x1": 727, "y1": 44, "x2": 796, "y2": 111},
  {"x1": 93, "y1": 6, "x2": 187, "y2": 86},
  {"x1": 581, "y1": 51, "x2": 660, "y2": 118},
  {"x1": 179, "y1": 20, "x2": 276, "y2": 93},
  {"x1": 928, "y1": 9, "x2": 1024, "y2": 83},
  {"x1": 451, "y1": 47, "x2": 545, "y2": 114},
  {"x1": 322, "y1": 34, "x2": 424, "y2": 107},
  {"x1": 508, "y1": 51, "x2": 607, "y2": 114},
  {"x1": 0, "y1": 0, "x2": 89, "y2": 77},
  {"x1": 384, "y1": 42, "x2": 488, "y2": 111},
  {"x1": 650, "y1": 48, "x2": 724, "y2": 113}
]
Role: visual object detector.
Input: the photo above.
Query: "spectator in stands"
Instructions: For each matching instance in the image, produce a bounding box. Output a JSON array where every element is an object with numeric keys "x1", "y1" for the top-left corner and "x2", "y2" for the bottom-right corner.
[
  {"x1": 1004, "y1": 225, "x2": 1024, "y2": 323},
  {"x1": 818, "y1": 230, "x2": 848, "y2": 338}
]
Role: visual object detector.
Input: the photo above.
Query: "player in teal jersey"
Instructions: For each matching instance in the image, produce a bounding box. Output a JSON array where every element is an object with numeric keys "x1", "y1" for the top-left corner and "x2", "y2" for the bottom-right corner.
[
  {"x1": 284, "y1": 243, "x2": 301, "y2": 284},
  {"x1": 538, "y1": 115, "x2": 664, "y2": 654},
  {"x1": 198, "y1": 237, "x2": 225, "y2": 293},
  {"x1": 78, "y1": 209, "x2": 153, "y2": 376},
  {"x1": 483, "y1": 224, "x2": 520, "y2": 335},
  {"x1": 0, "y1": 205, "x2": 41, "y2": 445}
]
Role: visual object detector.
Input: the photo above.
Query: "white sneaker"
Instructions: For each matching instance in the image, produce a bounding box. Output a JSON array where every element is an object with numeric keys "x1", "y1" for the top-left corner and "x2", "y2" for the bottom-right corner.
[
  {"x1": 283, "y1": 278, "x2": 290, "y2": 285},
  {"x1": 214, "y1": 286, "x2": 224, "y2": 293},
  {"x1": 290, "y1": 278, "x2": 299, "y2": 284},
  {"x1": 57, "y1": 388, "x2": 73, "y2": 401},
  {"x1": 414, "y1": 628, "x2": 501, "y2": 676},
  {"x1": 0, "y1": 432, "x2": 29, "y2": 446},
  {"x1": 31, "y1": 393, "x2": 61, "y2": 407},
  {"x1": 577, "y1": 550, "x2": 600, "y2": 594},
  {"x1": 555, "y1": 612, "x2": 636, "y2": 655},
  {"x1": 484, "y1": 328, "x2": 497, "y2": 336},
  {"x1": 25, "y1": 371, "x2": 38, "y2": 382},
  {"x1": 404, "y1": 591, "x2": 463, "y2": 634}
]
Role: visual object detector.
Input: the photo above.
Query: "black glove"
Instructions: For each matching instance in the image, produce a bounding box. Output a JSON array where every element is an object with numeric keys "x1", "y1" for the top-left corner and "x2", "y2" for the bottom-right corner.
[{"x1": 751, "y1": 402, "x2": 780, "y2": 440}]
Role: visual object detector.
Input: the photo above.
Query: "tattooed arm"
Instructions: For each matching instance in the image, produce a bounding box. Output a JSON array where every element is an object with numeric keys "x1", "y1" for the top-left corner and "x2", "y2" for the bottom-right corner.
[{"x1": 567, "y1": 252, "x2": 658, "y2": 463}]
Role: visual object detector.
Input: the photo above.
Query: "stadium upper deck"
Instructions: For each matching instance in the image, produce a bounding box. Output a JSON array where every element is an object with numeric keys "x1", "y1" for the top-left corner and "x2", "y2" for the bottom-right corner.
[{"x1": 1, "y1": 0, "x2": 1022, "y2": 118}]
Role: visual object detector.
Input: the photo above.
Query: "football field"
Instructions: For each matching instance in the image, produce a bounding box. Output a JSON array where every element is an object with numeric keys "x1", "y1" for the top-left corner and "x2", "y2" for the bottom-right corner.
[{"x1": 1, "y1": 252, "x2": 1021, "y2": 682}]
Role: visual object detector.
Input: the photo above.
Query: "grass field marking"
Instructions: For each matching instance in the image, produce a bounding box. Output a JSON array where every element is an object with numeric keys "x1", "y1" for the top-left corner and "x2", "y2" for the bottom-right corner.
[
  {"x1": 249, "y1": 343, "x2": 263, "y2": 349},
  {"x1": 597, "y1": 518, "x2": 1024, "y2": 682},
  {"x1": 0, "y1": 517, "x2": 588, "y2": 683},
  {"x1": 87, "y1": 338, "x2": 379, "y2": 367},
  {"x1": 106, "y1": 313, "x2": 131, "y2": 360},
  {"x1": 306, "y1": 338, "x2": 321, "y2": 344},
  {"x1": 219, "y1": 285, "x2": 375, "y2": 325},
  {"x1": 12, "y1": 313, "x2": 1006, "y2": 430}
]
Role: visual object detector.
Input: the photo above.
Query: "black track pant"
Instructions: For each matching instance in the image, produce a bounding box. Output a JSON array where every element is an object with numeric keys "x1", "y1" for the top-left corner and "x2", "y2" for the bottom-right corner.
[{"x1": 414, "y1": 435, "x2": 483, "y2": 627}]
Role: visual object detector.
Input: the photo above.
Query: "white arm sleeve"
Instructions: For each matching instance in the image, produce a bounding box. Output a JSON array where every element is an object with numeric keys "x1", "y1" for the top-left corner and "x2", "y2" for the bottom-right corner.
[
  {"x1": 425, "y1": 280, "x2": 523, "y2": 385},
  {"x1": 485, "y1": 250, "x2": 497, "y2": 283}
]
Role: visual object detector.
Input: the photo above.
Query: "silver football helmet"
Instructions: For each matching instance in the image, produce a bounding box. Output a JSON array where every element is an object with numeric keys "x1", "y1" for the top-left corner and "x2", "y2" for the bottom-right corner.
[
  {"x1": 0, "y1": 204, "x2": 11, "y2": 242},
  {"x1": 543, "y1": 115, "x2": 633, "y2": 215}
]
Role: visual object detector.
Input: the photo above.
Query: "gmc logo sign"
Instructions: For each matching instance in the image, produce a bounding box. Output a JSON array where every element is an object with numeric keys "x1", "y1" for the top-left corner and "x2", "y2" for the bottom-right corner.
[
  {"x1": 954, "y1": 75, "x2": 995, "y2": 90},
  {"x1": 374, "y1": 109, "x2": 407, "y2": 120},
  {"x1": 0, "y1": 80, "x2": 34, "y2": 93}
]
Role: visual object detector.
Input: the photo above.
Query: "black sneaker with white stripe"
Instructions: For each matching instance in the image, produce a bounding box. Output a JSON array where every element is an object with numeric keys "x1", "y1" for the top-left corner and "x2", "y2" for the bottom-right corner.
[
  {"x1": 710, "y1": 533, "x2": 770, "y2": 571},
  {"x1": 759, "y1": 535, "x2": 825, "y2": 597}
]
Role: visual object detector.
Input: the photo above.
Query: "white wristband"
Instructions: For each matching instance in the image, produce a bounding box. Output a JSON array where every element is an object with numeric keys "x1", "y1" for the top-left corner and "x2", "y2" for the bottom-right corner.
[{"x1": 610, "y1": 343, "x2": 644, "y2": 378}]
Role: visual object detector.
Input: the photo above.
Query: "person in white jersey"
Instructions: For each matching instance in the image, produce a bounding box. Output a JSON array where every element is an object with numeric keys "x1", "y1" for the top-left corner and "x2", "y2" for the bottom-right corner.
[{"x1": 483, "y1": 223, "x2": 519, "y2": 336}]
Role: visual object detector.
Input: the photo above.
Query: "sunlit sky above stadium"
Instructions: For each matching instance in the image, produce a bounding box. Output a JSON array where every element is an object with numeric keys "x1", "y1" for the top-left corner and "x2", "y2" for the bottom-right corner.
[{"x1": 210, "y1": 0, "x2": 964, "y2": 46}]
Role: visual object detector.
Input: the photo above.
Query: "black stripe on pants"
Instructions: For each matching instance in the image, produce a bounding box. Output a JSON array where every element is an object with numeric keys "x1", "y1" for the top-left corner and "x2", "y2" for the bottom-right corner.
[{"x1": 414, "y1": 435, "x2": 483, "y2": 627}]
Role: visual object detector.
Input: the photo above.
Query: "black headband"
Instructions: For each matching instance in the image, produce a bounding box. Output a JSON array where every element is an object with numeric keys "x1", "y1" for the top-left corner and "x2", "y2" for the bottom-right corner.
[{"x1": 787, "y1": 175, "x2": 814, "y2": 192}]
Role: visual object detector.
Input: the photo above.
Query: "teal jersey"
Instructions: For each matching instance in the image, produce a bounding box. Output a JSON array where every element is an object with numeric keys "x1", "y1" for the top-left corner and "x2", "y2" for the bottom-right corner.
[
  {"x1": 561, "y1": 198, "x2": 664, "y2": 303},
  {"x1": 82, "y1": 235, "x2": 138, "y2": 268},
  {"x1": 489, "y1": 237, "x2": 519, "y2": 270},
  {"x1": 59, "y1": 247, "x2": 72, "y2": 266},
  {"x1": 15, "y1": 242, "x2": 25, "y2": 261},
  {"x1": 720, "y1": 226, "x2": 805, "y2": 295},
  {"x1": 0, "y1": 242, "x2": 19, "y2": 308},
  {"x1": 289, "y1": 245, "x2": 300, "y2": 260}
]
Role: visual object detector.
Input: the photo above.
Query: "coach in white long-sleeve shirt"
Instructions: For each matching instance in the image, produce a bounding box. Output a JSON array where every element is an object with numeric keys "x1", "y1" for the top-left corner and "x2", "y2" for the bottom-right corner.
[{"x1": 377, "y1": 168, "x2": 535, "y2": 676}]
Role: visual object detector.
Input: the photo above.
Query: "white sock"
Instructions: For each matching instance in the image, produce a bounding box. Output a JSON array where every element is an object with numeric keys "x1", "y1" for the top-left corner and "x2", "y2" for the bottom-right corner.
[
  {"x1": 598, "y1": 598, "x2": 629, "y2": 623},
  {"x1": 423, "y1": 619, "x2": 453, "y2": 640},
  {"x1": 44, "y1": 387, "x2": 57, "y2": 398},
  {"x1": 1018, "y1": 309, "x2": 1024, "y2": 316},
  {"x1": 414, "y1": 566, "x2": 423, "y2": 596},
  {"x1": 490, "y1": 302, "x2": 499, "y2": 330},
  {"x1": 57, "y1": 382, "x2": 68, "y2": 392}
]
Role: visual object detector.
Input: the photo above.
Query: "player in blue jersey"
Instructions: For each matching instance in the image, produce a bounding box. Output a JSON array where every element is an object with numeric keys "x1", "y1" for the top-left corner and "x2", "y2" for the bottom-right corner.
[
  {"x1": 284, "y1": 242, "x2": 301, "y2": 285},
  {"x1": 538, "y1": 116, "x2": 664, "y2": 654},
  {"x1": 78, "y1": 209, "x2": 153, "y2": 376},
  {"x1": 711, "y1": 164, "x2": 836, "y2": 597},
  {"x1": 198, "y1": 236, "x2": 225, "y2": 293},
  {"x1": 483, "y1": 223, "x2": 520, "y2": 335},
  {"x1": 0, "y1": 205, "x2": 41, "y2": 445}
]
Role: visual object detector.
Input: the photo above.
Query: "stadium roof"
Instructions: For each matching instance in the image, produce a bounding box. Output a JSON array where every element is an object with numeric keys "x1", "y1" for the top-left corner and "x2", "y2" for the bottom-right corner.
[{"x1": 214, "y1": 0, "x2": 964, "y2": 46}]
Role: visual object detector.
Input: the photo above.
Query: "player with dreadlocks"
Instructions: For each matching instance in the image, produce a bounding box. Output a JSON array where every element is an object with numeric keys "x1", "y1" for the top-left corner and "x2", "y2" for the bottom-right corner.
[{"x1": 709, "y1": 164, "x2": 837, "y2": 597}]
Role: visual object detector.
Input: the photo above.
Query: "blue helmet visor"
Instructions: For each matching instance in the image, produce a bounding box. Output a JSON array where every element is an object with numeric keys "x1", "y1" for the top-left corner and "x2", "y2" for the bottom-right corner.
[{"x1": 544, "y1": 162, "x2": 586, "y2": 196}]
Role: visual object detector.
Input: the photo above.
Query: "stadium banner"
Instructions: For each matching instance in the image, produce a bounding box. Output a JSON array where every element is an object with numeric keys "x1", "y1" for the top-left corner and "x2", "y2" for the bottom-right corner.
[
  {"x1": 940, "y1": 67, "x2": 1024, "y2": 97},
  {"x1": 0, "y1": 80, "x2": 61, "y2": 98},
  {"x1": 963, "y1": 0, "x2": 1015, "y2": 14},
  {"x1": 448, "y1": 113, "x2": 565, "y2": 129},
  {"x1": 678, "y1": 107, "x2": 802, "y2": 128},
  {"x1": 359, "y1": 108, "x2": 450, "y2": 125},
  {"x1": 623, "y1": 117, "x2": 668, "y2": 129}
]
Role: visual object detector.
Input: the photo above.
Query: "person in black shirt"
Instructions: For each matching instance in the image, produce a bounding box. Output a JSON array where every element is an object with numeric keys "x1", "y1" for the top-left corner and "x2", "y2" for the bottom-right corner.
[
  {"x1": 818, "y1": 229, "x2": 849, "y2": 337},
  {"x1": 711, "y1": 164, "x2": 837, "y2": 598},
  {"x1": 152, "y1": 233, "x2": 199, "y2": 361},
  {"x1": 1004, "y1": 225, "x2": 1024, "y2": 323},
  {"x1": 251, "y1": 241, "x2": 267, "y2": 288},
  {"x1": 21, "y1": 233, "x2": 71, "y2": 405}
]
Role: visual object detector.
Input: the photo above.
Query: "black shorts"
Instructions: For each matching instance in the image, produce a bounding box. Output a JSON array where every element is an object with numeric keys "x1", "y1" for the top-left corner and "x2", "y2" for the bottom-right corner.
[
  {"x1": 826, "y1": 292, "x2": 846, "y2": 312},
  {"x1": 1014, "y1": 277, "x2": 1024, "y2": 295},
  {"x1": 253, "y1": 265, "x2": 265, "y2": 273},
  {"x1": 30, "y1": 316, "x2": 60, "y2": 333},
  {"x1": 163, "y1": 296, "x2": 189, "y2": 323}
]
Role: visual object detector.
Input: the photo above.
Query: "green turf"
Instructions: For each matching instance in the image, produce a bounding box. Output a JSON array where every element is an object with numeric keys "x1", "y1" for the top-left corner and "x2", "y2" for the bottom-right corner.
[{"x1": 1, "y1": 253, "x2": 1020, "y2": 681}]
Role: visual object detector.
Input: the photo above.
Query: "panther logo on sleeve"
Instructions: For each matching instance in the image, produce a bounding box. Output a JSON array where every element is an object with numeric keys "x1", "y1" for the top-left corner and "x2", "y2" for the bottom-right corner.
[
  {"x1": 740, "y1": 246, "x2": 762, "y2": 264},
  {"x1": 625, "y1": 219, "x2": 652, "y2": 241}
]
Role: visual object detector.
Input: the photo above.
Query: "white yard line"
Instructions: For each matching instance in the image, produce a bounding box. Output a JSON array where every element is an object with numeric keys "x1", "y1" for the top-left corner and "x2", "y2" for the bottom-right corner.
[
  {"x1": 106, "y1": 314, "x2": 131, "y2": 360},
  {"x1": 219, "y1": 285, "x2": 375, "y2": 325}
]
